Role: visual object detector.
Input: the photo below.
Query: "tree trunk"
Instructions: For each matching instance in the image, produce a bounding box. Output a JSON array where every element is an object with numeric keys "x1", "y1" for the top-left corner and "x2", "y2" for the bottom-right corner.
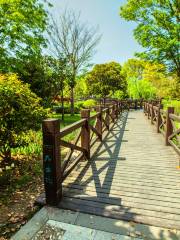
[
  {"x1": 61, "y1": 89, "x2": 64, "y2": 122},
  {"x1": 103, "y1": 97, "x2": 106, "y2": 107},
  {"x1": 70, "y1": 87, "x2": 74, "y2": 116}
]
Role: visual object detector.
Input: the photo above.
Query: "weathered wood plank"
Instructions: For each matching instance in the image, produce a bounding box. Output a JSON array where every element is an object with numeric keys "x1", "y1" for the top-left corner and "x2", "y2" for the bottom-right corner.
[
  {"x1": 59, "y1": 197, "x2": 180, "y2": 230},
  {"x1": 59, "y1": 110, "x2": 180, "y2": 230}
]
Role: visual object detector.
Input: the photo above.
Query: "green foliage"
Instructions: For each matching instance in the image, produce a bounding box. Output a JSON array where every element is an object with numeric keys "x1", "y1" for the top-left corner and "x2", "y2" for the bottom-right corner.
[
  {"x1": 0, "y1": 0, "x2": 50, "y2": 73},
  {"x1": 111, "y1": 90, "x2": 125, "y2": 99},
  {"x1": 12, "y1": 130, "x2": 42, "y2": 157},
  {"x1": 0, "y1": 74, "x2": 47, "y2": 165},
  {"x1": 86, "y1": 62, "x2": 127, "y2": 98},
  {"x1": 128, "y1": 77, "x2": 156, "y2": 99},
  {"x1": 75, "y1": 101, "x2": 85, "y2": 110},
  {"x1": 82, "y1": 99, "x2": 97, "y2": 109},
  {"x1": 75, "y1": 76, "x2": 89, "y2": 99},
  {"x1": 122, "y1": 58, "x2": 179, "y2": 99},
  {"x1": 120, "y1": 0, "x2": 180, "y2": 78},
  {"x1": 122, "y1": 59, "x2": 156, "y2": 99},
  {"x1": 122, "y1": 58, "x2": 145, "y2": 81},
  {"x1": 162, "y1": 100, "x2": 180, "y2": 114},
  {"x1": 19, "y1": 56, "x2": 68, "y2": 106}
]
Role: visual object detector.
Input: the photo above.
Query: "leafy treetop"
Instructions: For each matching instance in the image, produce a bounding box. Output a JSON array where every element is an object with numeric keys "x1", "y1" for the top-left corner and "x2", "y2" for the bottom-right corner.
[
  {"x1": 120, "y1": 0, "x2": 180, "y2": 78},
  {"x1": 0, "y1": 0, "x2": 50, "y2": 72},
  {"x1": 86, "y1": 62, "x2": 127, "y2": 98}
]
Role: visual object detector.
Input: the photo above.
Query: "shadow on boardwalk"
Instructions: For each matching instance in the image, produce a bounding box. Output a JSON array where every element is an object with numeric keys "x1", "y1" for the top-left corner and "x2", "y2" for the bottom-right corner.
[{"x1": 60, "y1": 110, "x2": 180, "y2": 239}]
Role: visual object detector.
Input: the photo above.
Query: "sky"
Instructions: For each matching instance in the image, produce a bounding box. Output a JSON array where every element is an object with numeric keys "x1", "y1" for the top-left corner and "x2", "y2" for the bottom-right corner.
[{"x1": 49, "y1": 0, "x2": 143, "y2": 65}]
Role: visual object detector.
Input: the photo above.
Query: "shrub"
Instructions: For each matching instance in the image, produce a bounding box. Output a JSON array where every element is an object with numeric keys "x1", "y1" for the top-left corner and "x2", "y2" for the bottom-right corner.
[
  {"x1": 82, "y1": 99, "x2": 97, "y2": 109},
  {"x1": 0, "y1": 74, "x2": 47, "y2": 167},
  {"x1": 75, "y1": 101, "x2": 84, "y2": 110},
  {"x1": 162, "y1": 99, "x2": 180, "y2": 115}
]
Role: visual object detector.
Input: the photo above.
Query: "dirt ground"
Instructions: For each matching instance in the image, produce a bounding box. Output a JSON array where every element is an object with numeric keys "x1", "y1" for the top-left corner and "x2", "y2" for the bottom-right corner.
[{"x1": 0, "y1": 176, "x2": 44, "y2": 240}]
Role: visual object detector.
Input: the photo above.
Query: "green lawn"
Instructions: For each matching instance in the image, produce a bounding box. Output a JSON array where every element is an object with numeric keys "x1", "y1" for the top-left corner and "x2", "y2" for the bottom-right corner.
[{"x1": 52, "y1": 113, "x2": 81, "y2": 127}]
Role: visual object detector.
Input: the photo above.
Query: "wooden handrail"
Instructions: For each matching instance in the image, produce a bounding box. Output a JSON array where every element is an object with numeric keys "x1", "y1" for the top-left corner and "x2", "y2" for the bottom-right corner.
[
  {"x1": 42, "y1": 99, "x2": 144, "y2": 205},
  {"x1": 143, "y1": 100, "x2": 180, "y2": 156},
  {"x1": 59, "y1": 119, "x2": 86, "y2": 138},
  {"x1": 89, "y1": 112, "x2": 100, "y2": 120},
  {"x1": 169, "y1": 114, "x2": 180, "y2": 122}
]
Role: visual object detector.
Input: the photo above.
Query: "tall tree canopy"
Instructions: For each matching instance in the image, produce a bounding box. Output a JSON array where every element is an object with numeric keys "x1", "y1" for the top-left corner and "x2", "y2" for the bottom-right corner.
[
  {"x1": 120, "y1": 0, "x2": 180, "y2": 78},
  {"x1": 86, "y1": 62, "x2": 127, "y2": 99},
  {"x1": 0, "y1": 0, "x2": 50, "y2": 72},
  {"x1": 48, "y1": 9, "x2": 101, "y2": 114}
]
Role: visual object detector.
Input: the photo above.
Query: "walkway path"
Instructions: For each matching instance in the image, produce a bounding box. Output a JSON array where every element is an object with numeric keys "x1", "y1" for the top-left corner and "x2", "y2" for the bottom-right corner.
[{"x1": 60, "y1": 110, "x2": 180, "y2": 230}]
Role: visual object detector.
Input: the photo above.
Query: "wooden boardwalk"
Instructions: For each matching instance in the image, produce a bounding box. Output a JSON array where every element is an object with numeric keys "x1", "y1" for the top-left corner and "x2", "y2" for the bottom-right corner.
[{"x1": 59, "y1": 110, "x2": 180, "y2": 230}]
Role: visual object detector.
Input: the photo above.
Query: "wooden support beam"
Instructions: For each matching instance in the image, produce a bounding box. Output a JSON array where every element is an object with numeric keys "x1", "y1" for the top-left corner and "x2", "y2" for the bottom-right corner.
[
  {"x1": 157, "y1": 104, "x2": 163, "y2": 133},
  {"x1": 165, "y1": 107, "x2": 174, "y2": 146},
  {"x1": 42, "y1": 119, "x2": 62, "y2": 206},
  {"x1": 96, "y1": 106, "x2": 103, "y2": 141},
  {"x1": 151, "y1": 104, "x2": 154, "y2": 124},
  {"x1": 81, "y1": 109, "x2": 90, "y2": 159}
]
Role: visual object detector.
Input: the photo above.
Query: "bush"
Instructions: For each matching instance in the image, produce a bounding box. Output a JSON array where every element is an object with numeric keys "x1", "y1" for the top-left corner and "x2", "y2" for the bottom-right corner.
[
  {"x1": 162, "y1": 99, "x2": 180, "y2": 114},
  {"x1": 53, "y1": 101, "x2": 85, "y2": 114},
  {"x1": 75, "y1": 101, "x2": 84, "y2": 110},
  {"x1": 82, "y1": 99, "x2": 97, "y2": 109},
  {"x1": 0, "y1": 74, "x2": 47, "y2": 167}
]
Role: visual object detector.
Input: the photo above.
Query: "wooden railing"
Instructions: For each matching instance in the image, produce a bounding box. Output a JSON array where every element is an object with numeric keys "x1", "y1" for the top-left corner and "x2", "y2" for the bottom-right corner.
[
  {"x1": 42, "y1": 99, "x2": 143, "y2": 205},
  {"x1": 144, "y1": 101, "x2": 180, "y2": 156}
]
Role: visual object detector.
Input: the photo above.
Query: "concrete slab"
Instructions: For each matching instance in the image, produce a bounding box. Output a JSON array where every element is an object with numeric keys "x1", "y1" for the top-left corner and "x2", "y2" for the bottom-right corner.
[
  {"x1": 75, "y1": 212, "x2": 133, "y2": 236},
  {"x1": 11, "y1": 207, "x2": 48, "y2": 240},
  {"x1": 94, "y1": 231, "x2": 132, "y2": 240},
  {"x1": 32, "y1": 220, "x2": 96, "y2": 240},
  {"x1": 11, "y1": 207, "x2": 180, "y2": 240},
  {"x1": 75, "y1": 212, "x2": 180, "y2": 240},
  {"x1": 46, "y1": 207, "x2": 79, "y2": 224}
]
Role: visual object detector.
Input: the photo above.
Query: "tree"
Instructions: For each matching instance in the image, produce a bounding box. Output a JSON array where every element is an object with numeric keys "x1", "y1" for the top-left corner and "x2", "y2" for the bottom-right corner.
[
  {"x1": 0, "y1": 0, "x2": 50, "y2": 73},
  {"x1": 127, "y1": 77, "x2": 156, "y2": 99},
  {"x1": 0, "y1": 74, "x2": 47, "y2": 166},
  {"x1": 74, "y1": 75, "x2": 89, "y2": 99},
  {"x1": 122, "y1": 59, "x2": 146, "y2": 98},
  {"x1": 86, "y1": 62, "x2": 127, "y2": 100},
  {"x1": 18, "y1": 56, "x2": 67, "y2": 107},
  {"x1": 122, "y1": 58, "x2": 177, "y2": 99},
  {"x1": 48, "y1": 9, "x2": 101, "y2": 115},
  {"x1": 120, "y1": 0, "x2": 180, "y2": 78}
]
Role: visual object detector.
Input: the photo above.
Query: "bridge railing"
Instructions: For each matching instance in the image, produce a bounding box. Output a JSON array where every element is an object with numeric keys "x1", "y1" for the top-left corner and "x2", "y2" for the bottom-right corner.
[
  {"x1": 42, "y1": 99, "x2": 143, "y2": 206},
  {"x1": 144, "y1": 101, "x2": 180, "y2": 156}
]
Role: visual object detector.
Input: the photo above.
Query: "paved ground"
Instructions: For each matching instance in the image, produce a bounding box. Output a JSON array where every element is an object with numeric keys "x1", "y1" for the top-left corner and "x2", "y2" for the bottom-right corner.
[
  {"x1": 12, "y1": 207, "x2": 180, "y2": 240},
  {"x1": 61, "y1": 110, "x2": 180, "y2": 230},
  {"x1": 13, "y1": 110, "x2": 180, "y2": 239}
]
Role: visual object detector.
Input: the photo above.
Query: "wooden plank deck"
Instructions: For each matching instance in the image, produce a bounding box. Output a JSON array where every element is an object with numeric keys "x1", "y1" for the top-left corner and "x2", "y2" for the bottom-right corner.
[{"x1": 59, "y1": 110, "x2": 180, "y2": 230}]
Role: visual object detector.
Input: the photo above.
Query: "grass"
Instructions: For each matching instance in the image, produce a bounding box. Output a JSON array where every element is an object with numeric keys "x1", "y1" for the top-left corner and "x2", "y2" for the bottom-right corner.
[
  {"x1": 52, "y1": 113, "x2": 81, "y2": 127},
  {"x1": 11, "y1": 113, "x2": 81, "y2": 158}
]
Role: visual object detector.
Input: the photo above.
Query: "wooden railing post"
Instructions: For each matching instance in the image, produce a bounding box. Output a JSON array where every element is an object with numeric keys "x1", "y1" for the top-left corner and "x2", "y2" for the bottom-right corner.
[
  {"x1": 81, "y1": 109, "x2": 90, "y2": 159},
  {"x1": 151, "y1": 104, "x2": 154, "y2": 124},
  {"x1": 140, "y1": 99, "x2": 143, "y2": 109},
  {"x1": 135, "y1": 99, "x2": 137, "y2": 110},
  {"x1": 118, "y1": 101, "x2": 122, "y2": 114},
  {"x1": 112, "y1": 104, "x2": 116, "y2": 121},
  {"x1": 42, "y1": 119, "x2": 62, "y2": 206},
  {"x1": 165, "y1": 107, "x2": 174, "y2": 146},
  {"x1": 96, "y1": 106, "x2": 103, "y2": 141},
  {"x1": 106, "y1": 106, "x2": 110, "y2": 130},
  {"x1": 147, "y1": 102, "x2": 150, "y2": 119},
  {"x1": 115, "y1": 103, "x2": 119, "y2": 119},
  {"x1": 143, "y1": 102, "x2": 146, "y2": 114},
  {"x1": 157, "y1": 104, "x2": 163, "y2": 133}
]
